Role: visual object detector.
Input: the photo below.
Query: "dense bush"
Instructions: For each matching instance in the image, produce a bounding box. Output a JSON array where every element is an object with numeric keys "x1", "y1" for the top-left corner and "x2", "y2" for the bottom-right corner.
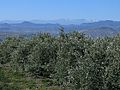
[
  {"x1": 0, "y1": 37, "x2": 22, "y2": 64},
  {"x1": 0, "y1": 31, "x2": 120, "y2": 90}
]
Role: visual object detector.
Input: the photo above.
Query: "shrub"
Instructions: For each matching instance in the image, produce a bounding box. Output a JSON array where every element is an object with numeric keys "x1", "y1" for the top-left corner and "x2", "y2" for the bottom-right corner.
[{"x1": 0, "y1": 31, "x2": 120, "y2": 90}]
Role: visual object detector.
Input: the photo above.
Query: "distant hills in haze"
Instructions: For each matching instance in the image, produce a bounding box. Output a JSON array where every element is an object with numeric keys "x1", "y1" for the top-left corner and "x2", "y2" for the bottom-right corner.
[
  {"x1": 0, "y1": 19, "x2": 92, "y2": 25},
  {"x1": 0, "y1": 20, "x2": 120, "y2": 39}
]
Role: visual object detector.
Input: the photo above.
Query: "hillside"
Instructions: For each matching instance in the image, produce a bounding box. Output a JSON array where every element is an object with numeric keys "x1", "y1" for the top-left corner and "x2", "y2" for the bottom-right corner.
[
  {"x1": 0, "y1": 20, "x2": 120, "y2": 37},
  {"x1": 0, "y1": 20, "x2": 120, "y2": 39}
]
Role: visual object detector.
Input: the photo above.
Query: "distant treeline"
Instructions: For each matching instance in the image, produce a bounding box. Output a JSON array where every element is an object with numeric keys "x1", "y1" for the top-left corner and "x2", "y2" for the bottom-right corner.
[{"x1": 0, "y1": 30, "x2": 120, "y2": 90}]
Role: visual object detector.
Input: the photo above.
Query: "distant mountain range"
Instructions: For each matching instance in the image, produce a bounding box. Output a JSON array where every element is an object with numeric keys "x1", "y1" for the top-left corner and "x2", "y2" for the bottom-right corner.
[
  {"x1": 0, "y1": 19, "x2": 92, "y2": 25},
  {"x1": 0, "y1": 20, "x2": 120, "y2": 39}
]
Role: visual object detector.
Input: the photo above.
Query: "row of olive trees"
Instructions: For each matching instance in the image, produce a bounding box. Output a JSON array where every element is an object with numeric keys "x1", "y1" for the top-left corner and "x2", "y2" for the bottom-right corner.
[{"x1": 0, "y1": 31, "x2": 120, "y2": 90}]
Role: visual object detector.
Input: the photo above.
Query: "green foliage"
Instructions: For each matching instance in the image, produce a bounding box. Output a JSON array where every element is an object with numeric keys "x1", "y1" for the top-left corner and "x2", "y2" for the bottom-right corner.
[
  {"x1": 28, "y1": 33, "x2": 58, "y2": 78},
  {"x1": 0, "y1": 37, "x2": 22, "y2": 64},
  {"x1": 0, "y1": 31, "x2": 120, "y2": 90}
]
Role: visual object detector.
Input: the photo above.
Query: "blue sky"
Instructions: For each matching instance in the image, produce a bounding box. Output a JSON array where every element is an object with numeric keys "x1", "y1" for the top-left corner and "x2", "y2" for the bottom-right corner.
[{"x1": 0, "y1": 0, "x2": 120, "y2": 20}]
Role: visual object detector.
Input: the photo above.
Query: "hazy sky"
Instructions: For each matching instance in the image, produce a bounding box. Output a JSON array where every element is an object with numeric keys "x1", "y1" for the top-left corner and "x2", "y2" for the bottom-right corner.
[{"x1": 0, "y1": 0, "x2": 120, "y2": 20}]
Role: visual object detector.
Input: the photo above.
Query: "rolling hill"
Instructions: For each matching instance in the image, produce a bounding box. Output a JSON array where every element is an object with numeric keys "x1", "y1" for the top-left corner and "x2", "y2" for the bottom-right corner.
[{"x1": 0, "y1": 20, "x2": 120, "y2": 39}]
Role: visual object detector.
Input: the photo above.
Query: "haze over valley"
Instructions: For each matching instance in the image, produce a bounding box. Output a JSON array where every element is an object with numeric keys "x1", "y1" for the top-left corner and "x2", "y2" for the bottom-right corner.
[{"x1": 0, "y1": 19, "x2": 120, "y2": 40}]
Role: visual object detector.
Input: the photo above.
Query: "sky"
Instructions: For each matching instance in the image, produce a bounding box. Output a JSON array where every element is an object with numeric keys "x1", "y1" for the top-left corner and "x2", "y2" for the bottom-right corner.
[{"x1": 0, "y1": 0, "x2": 120, "y2": 21}]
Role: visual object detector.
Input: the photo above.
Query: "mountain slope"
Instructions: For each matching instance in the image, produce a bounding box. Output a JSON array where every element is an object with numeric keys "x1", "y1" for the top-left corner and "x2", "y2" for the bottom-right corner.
[{"x1": 0, "y1": 20, "x2": 120, "y2": 39}]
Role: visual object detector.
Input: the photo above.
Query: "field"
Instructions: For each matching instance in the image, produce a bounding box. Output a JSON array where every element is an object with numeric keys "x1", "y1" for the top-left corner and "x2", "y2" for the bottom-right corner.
[{"x1": 0, "y1": 65, "x2": 63, "y2": 90}]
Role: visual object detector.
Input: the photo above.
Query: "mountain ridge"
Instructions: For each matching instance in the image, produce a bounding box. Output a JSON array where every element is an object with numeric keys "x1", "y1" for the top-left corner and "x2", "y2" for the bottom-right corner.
[{"x1": 0, "y1": 20, "x2": 120, "y2": 38}]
